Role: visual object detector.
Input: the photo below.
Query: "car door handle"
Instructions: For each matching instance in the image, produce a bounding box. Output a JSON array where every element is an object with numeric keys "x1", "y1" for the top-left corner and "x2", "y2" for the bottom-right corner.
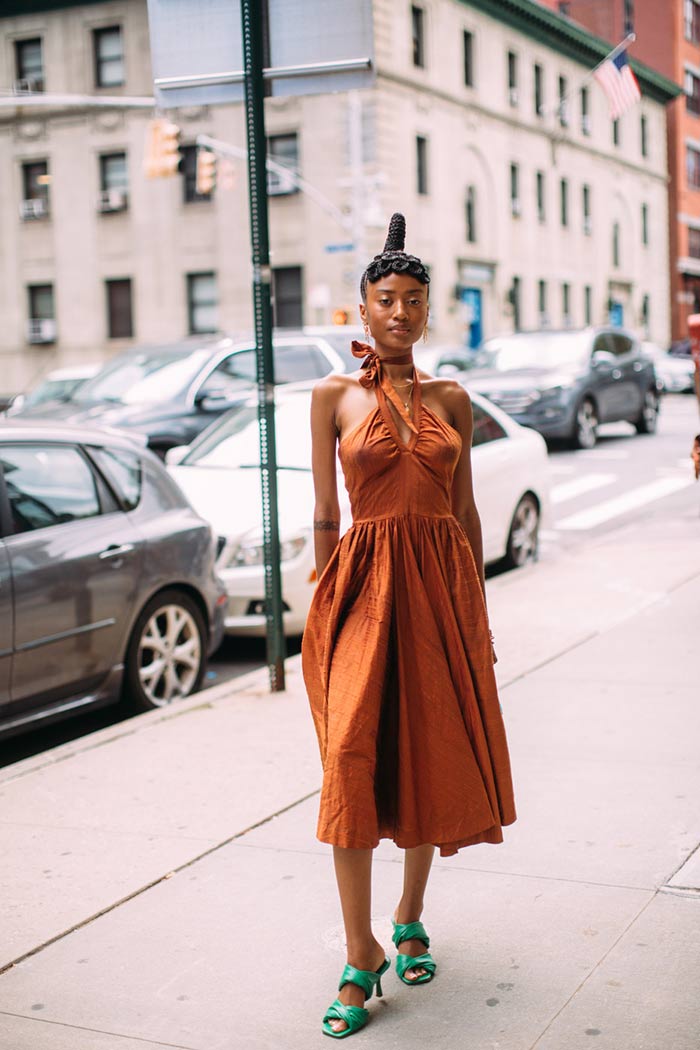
[
  {"x1": 612, "y1": 369, "x2": 622, "y2": 379},
  {"x1": 633, "y1": 361, "x2": 643, "y2": 371},
  {"x1": 99, "y1": 543, "x2": 134, "y2": 561}
]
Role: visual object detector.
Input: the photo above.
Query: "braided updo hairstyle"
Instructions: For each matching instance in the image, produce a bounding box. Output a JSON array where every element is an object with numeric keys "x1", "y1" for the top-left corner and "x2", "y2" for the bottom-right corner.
[{"x1": 360, "y1": 212, "x2": 430, "y2": 302}]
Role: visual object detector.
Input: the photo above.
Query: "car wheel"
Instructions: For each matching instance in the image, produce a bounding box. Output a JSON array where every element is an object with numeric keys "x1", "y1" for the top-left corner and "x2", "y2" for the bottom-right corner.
[
  {"x1": 571, "y1": 397, "x2": 598, "y2": 449},
  {"x1": 124, "y1": 589, "x2": 207, "y2": 712},
  {"x1": 635, "y1": 389, "x2": 660, "y2": 434},
  {"x1": 503, "y1": 493, "x2": 540, "y2": 569}
]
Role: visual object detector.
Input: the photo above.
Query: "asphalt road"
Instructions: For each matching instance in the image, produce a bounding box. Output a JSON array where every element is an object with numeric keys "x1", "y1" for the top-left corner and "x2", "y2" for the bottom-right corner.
[{"x1": 1, "y1": 392, "x2": 697, "y2": 768}]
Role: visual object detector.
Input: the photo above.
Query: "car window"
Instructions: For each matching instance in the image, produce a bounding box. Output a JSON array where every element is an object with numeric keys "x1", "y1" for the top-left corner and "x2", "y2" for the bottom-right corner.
[
  {"x1": 74, "y1": 348, "x2": 211, "y2": 405},
  {"x1": 609, "y1": 333, "x2": 633, "y2": 356},
  {"x1": 90, "y1": 446, "x2": 142, "y2": 510},
  {"x1": 592, "y1": 333, "x2": 614, "y2": 356},
  {"x1": 472, "y1": 403, "x2": 507, "y2": 447},
  {"x1": 1, "y1": 444, "x2": 101, "y2": 534},
  {"x1": 199, "y1": 350, "x2": 257, "y2": 398},
  {"x1": 274, "y1": 345, "x2": 331, "y2": 382}
]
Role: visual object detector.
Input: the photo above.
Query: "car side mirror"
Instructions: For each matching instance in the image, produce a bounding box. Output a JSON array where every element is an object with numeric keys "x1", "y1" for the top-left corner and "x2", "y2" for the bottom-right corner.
[
  {"x1": 165, "y1": 445, "x2": 189, "y2": 466},
  {"x1": 195, "y1": 388, "x2": 233, "y2": 412}
]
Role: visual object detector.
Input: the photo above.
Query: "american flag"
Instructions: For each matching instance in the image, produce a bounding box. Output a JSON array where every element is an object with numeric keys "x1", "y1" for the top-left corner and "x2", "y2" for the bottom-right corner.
[{"x1": 594, "y1": 49, "x2": 641, "y2": 119}]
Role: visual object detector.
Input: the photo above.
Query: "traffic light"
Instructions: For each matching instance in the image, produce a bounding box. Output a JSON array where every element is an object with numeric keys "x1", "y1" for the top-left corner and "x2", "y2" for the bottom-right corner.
[
  {"x1": 144, "y1": 118, "x2": 182, "y2": 178},
  {"x1": 196, "y1": 149, "x2": 217, "y2": 196},
  {"x1": 332, "y1": 309, "x2": 349, "y2": 325}
]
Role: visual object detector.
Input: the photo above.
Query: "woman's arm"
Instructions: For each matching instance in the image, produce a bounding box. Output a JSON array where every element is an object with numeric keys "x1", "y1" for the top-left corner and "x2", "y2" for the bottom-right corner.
[
  {"x1": 309, "y1": 379, "x2": 342, "y2": 577},
  {"x1": 445, "y1": 384, "x2": 486, "y2": 593}
]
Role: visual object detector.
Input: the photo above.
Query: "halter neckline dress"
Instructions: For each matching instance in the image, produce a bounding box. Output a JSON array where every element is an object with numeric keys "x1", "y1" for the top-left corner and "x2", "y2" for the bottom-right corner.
[{"x1": 301, "y1": 341, "x2": 516, "y2": 857}]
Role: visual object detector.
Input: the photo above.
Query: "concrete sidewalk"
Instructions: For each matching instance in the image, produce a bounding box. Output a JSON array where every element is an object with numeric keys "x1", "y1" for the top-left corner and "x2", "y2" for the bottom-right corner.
[{"x1": 1, "y1": 500, "x2": 699, "y2": 1050}]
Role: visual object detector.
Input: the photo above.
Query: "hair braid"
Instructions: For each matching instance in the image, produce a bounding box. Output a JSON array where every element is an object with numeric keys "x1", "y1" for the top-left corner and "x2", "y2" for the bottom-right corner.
[{"x1": 360, "y1": 212, "x2": 430, "y2": 302}]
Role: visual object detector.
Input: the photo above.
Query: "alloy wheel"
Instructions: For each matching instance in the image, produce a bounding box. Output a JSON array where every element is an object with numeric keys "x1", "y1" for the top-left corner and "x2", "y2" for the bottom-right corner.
[
  {"x1": 137, "y1": 603, "x2": 202, "y2": 706},
  {"x1": 575, "y1": 399, "x2": 598, "y2": 449},
  {"x1": 506, "y1": 494, "x2": 539, "y2": 568}
]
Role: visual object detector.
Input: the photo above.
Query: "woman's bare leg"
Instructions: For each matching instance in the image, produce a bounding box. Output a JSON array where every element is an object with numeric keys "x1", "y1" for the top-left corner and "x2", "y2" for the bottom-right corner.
[
  {"x1": 394, "y1": 844, "x2": 435, "y2": 981},
  {"x1": 328, "y1": 846, "x2": 386, "y2": 1033}
]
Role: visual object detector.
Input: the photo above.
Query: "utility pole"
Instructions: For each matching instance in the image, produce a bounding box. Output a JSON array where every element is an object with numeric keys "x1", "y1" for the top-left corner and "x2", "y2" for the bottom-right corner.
[{"x1": 240, "y1": 0, "x2": 286, "y2": 691}]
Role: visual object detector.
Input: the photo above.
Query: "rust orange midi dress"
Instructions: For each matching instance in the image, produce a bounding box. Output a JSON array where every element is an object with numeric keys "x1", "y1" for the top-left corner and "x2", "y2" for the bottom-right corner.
[{"x1": 301, "y1": 342, "x2": 516, "y2": 857}]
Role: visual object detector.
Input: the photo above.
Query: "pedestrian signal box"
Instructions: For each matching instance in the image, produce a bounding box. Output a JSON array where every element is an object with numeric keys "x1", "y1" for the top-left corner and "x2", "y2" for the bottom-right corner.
[{"x1": 196, "y1": 149, "x2": 217, "y2": 195}]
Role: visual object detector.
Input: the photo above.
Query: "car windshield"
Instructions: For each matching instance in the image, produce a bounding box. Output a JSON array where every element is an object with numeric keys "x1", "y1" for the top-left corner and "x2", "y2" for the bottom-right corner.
[
  {"x1": 25, "y1": 377, "x2": 85, "y2": 406},
  {"x1": 315, "y1": 331, "x2": 364, "y2": 370},
  {"x1": 74, "y1": 348, "x2": 212, "y2": 405},
  {"x1": 182, "y1": 400, "x2": 313, "y2": 470},
  {"x1": 480, "y1": 331, "x2": 591, "y2": 370}
]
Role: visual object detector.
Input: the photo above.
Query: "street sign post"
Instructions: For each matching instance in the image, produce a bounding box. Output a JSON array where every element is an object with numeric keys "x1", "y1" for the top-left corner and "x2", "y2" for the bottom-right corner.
[{"x1": 145, "y1": 0, "x2": 375, "y2": 692}]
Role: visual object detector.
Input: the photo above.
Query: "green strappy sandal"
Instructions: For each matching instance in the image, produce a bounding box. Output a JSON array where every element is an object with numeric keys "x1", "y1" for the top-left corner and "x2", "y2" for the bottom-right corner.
[
  {"x1": 322, "y1": 957, "x2": 390, "y2": 1039},
  {"x1": 391, "y1": 920, "x2": 437, "y2": 986}
]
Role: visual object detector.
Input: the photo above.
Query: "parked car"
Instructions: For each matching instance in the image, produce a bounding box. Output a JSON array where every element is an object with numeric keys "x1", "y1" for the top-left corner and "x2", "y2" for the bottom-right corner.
[
  {"x1": 0, "y1": 422, "x2": 226, "y2": 739},
  {"x1": 166, "y1": 387, "x2": 550, "y2": 637},
  {"x1": 5, "y1": 363, "x2": 102, "y2": 416},
  {"x1": 414, "y1": 344, "x2": 476, "y2": 376},
  {"x1": 10, "y1": 328, "x2": 365, "y2": 456},
  {"x1": 641, "y1": 341, "x2": 694, "y2": 394},
  {"x1": 461, "y1": 328, "x2": 661, "y2": 449}
]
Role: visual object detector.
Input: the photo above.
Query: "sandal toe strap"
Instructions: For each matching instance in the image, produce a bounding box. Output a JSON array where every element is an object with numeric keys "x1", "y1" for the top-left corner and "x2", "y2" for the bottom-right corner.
[
  {"x1": 323, "y1": 999, "x2": 369, "y2": 1031},
  {"x1": 396, "y1": 951, "x2": 437, "y2": 981}
]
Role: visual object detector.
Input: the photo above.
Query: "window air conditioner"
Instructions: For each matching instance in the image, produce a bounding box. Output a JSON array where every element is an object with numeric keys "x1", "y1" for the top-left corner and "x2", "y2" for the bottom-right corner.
[
  {"x1": 97, "y1": 189, "x2": 128, "y2": 213},
  {"x1": 582, "y1": 115, "x2": 591, "y2": 135},
  {"x1": 583, "y1": 216, "x2": 592, "y2": 235},
  {"x1": 19, "y1": 197, "x2": 49, "y2": 220},
  {"x1": 509, "y1": 87, "x2": 519, "y2": 107},
  {"x1": 267, "y1": 168, "x2": 297, "y2": 196},
  {"x1": 13, "y1": 76, "x2": 44, "y2": 94},
  {"x1": 511, "y1": 199, "x2": 522, "y2": 217},
  {"x1": 27, "y1": 319, "x2": 57, "y2": 344}
]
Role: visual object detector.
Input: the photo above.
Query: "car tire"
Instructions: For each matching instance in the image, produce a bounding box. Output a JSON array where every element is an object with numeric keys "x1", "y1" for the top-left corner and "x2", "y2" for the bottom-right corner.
[
  {"x1": 124, "y1": 589, "x2": 207, "y2": 712},
  {"x1": 571, "y1": 397, "x2": 598, "y2": 449},
  {"x1": 634, "y1": 388, "x2": 660, "y2": 434},
  {"x1": 503, "y1": 493, "x2": 540, "y2": 569}
]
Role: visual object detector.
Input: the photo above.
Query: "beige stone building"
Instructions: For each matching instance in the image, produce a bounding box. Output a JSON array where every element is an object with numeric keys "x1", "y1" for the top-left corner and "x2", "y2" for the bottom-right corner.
[{"x1": 0, "y1": 0, "x2": 679, "y2": 392}]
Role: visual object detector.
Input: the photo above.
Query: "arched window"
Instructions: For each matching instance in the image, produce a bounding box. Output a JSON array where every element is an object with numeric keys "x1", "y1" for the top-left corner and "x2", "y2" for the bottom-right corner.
[
  {"x1": 613, "y1": 221, "x2": 621, "y2": 268},
  {"x1": 466, "y1": 185, "x2": 477, "y2": 243}
]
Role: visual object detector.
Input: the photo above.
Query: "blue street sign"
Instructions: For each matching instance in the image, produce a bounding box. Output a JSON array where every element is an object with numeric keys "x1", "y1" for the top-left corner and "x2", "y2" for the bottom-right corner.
[{"x1": 324, "y1": 243, "x2": 355, "y2": 253}]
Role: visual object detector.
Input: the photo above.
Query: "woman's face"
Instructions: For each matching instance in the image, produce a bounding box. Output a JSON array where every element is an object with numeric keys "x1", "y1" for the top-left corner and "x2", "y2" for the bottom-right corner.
[{"x1": 359, "y1": 272, "x2": 429, "y2": 352}]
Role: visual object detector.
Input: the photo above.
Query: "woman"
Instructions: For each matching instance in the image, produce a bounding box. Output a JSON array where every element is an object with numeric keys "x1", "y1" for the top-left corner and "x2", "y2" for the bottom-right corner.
[{"x1": 302, "y1": 214, "x2": 516, "y2": 1038}]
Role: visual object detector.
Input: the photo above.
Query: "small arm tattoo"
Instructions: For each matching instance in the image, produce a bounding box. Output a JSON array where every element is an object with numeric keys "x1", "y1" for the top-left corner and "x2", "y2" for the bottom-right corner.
[{"x1": 314, "y1": 519, "x2": 340, "y2": 531}]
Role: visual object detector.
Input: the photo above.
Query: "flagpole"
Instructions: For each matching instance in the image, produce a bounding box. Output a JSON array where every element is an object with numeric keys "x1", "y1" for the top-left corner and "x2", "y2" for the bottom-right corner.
[{"x1": 549, "y1": 32, "x2": 636, "y2": 117}]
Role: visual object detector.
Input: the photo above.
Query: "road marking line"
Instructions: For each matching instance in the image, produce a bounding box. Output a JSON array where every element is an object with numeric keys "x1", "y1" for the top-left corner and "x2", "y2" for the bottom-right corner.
[
  {"x1": 556, "y1": 476, "x2": 694, "y2": 530},
  {"x1": 575, "y1": 449, "x2": 631, "y2": 460},
  {"x1": 550, "y1": 473, "x2": 616, "y2": 505}
]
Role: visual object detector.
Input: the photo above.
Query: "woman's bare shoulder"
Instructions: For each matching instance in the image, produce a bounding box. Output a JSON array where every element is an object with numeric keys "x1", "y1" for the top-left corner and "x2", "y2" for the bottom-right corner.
[
  {"x1": 419, "y1": 374, "x2": 471, "y2": 406},
  {"x1": 311, "y1": 371, "x2": 363, "y2": 408}
]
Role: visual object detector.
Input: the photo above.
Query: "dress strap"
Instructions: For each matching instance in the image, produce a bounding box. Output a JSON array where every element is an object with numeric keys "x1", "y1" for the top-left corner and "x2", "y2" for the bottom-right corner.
[{"x1": 351, "y1": 340, "x2": 419, "y2": 435}]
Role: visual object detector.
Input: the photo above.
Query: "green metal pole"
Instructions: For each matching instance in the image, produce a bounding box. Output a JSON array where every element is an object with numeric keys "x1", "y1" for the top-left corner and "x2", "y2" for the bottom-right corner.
[{"x1": 240, "y1": 0, "x2": 286, "y2": 691}]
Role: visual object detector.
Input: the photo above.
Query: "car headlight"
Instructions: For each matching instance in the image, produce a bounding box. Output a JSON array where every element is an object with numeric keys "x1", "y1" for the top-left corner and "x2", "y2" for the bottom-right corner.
[{"x1": 223, "y1": 529, "x2": 310, "y2": 568}]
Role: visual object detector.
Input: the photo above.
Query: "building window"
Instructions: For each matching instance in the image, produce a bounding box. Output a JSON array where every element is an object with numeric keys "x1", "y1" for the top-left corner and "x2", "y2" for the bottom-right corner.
[
  {"x1": 642, "y1": 203, "x2": 649, "y2": 246},
  {"x1": 686, "y1": 70, "x2": 700, "y2": 116},
  {"x1": 463, "y1": 30, "x2": 474, "y2": 87},
  {"x1": 560, "y1": 177, "x2": 568, "y2": 227},
  {"x1": 581, "y1": 86, "x2": 591, "y2": 135},
  {"x1": 272, "y1": 266, "x2": 303, "y2": 328},
  {"x1": 640, "y1": 114, "x2": 648, "y2": 157},
  {"x1": 411, "y1": 6, "x2": 425, "y2": 68},
  {"x1": 686, "y1": 0, "x2": 700, "y2": 42},
  {"x1": 466, "y1": 185, "x2": 477, "y2": 243},
  {"x1": 511, "y1": 276, "x2": 521, "y2": 331},
  {"x1": 510, "y1": 163, "x2": 520, "y2": 217},
  {"x1": 187, "y1": 272, "x2": 218, "y2": 334},
  {"x1": 687, "y1": 145, "x2": 700, "y2": 188},
  {"x1": 536, "y1": 171, "x2": 545, "y2": 223},
  {"x1": 624, "y1": 0, "x2": 635, "y2": 34},
  {"x1": 267, "y1": 133, "x2": 299, "y2": 195},
  {"x1": 613, "y1": 118, "x2": 620, "y2": 146},
  {"x1": 508, "y1": 50, "x2": 518, "y2": 106},
  {"x1": 641, "y1": 292, "x2": 650, "y2": 335},
  {"x1": 562, "y1": 282, "x2": 571, "y2": 326},
  {"x1": 20, "y1": 160, "x2": 50, "y2": 219},
  {"x1": 534, "y1": 63, "x2": 544, "y2": 117},
  {"x1": 538, "y1": 279, "x2": 548, "y2": 325},
  {"x1": 15, "y1": 38, "x2": 44, "y2": 92},
  {"x1": 27, "y1": 284, "x2": 56, "y2": 343},
  {"x1": 582, "y1": 184, "x2": 591, "y2": 235},
  {"x1": 106, "y1": 278, "x2": 133, "y2": 339},
  {"x1": 416, "y1": 136, "x2": 428, "y2": 195},
  {"x1": 558, "y1": 75, "x2": 569, "y2": 127},
  {"x1": 584, "y1": 284, "x2": 592, "y2": 325},
  {"x1": 93, "y1": 26, "x2": 124, "y2": 88},
  {"x1": 613, "y1": 222, "x2": 621, "y2": 267},
  {"x1": 689, "y1": 226, "x2": 700, "y2": 257},
  {"x1": 99, "y1": 152, "x2": 127, "y2": 192}
]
